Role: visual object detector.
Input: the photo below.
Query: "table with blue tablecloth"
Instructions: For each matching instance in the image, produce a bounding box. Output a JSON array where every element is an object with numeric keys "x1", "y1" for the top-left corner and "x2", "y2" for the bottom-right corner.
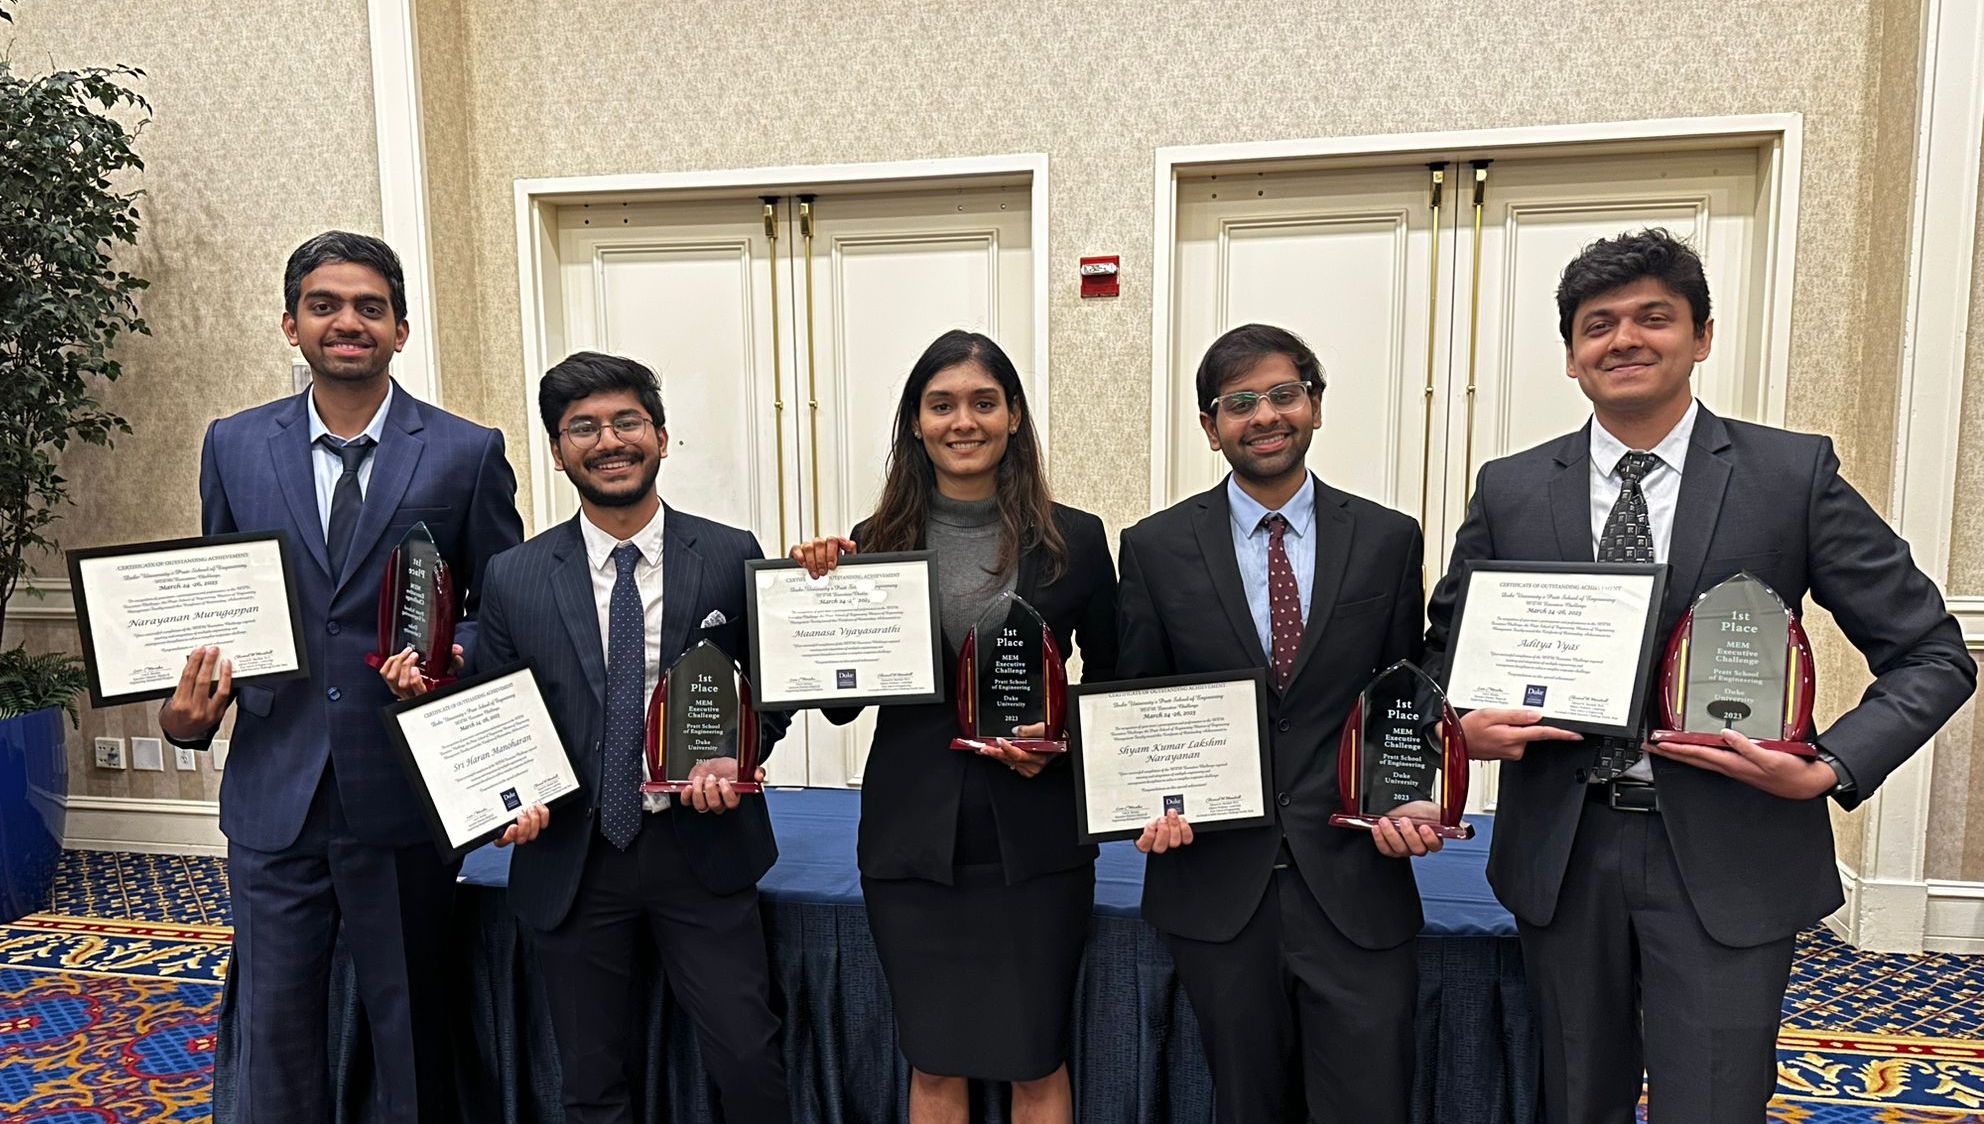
[{"x1": 216, "y1": 789, "x2": 1537, "y2": 1122}]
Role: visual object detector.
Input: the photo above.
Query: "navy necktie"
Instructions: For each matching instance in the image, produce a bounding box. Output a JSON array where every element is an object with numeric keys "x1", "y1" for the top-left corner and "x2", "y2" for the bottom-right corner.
[
  {"x1": 600, "y1": 542, "x2": 646, "y2": 849},
  {"x1": 1590, "y1": 451, "x2": 1660, "y2": 782},
  {"x1": 318, "y1": 435, "x2": 375, "y2": 576}
]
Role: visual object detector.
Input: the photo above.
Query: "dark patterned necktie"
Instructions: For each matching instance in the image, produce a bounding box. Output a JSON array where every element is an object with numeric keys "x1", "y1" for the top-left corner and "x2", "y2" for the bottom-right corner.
[
  {"x1": 1590, "y1": 451, "x2": 1659, "y2": 782},
  {"x1": 600, "y1": 543, "x2": 645, "y2": 849},
  {"x1": 1262, "y1": 514, "x2": 1302, "y2": 692},
  {"x1": 318, "y1": 434, "x2": 375, "y2": 577}
]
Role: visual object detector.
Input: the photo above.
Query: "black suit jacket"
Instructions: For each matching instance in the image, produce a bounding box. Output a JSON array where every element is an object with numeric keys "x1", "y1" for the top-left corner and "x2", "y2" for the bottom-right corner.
[
  {"x1": 469, "y1": 506, "x2": 790, "y2": 932},
  {"x1": 836, "y1": 503, "x2": 1118, "y2": 884},
  {"x1": 1117, "y1": 475, "x2": 1426, "y2": 948},
  {"x1": 1423, "y1": 408, "x2": 1975, "y2": 947}
]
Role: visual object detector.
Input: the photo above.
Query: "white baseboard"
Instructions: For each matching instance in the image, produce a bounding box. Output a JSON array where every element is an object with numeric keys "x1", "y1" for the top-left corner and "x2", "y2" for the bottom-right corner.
[
  {"x1": 1926, "y1": 879, "x2": 1984, "y2": 954},
  {"x1": 59, "y1": 795, "x2": 225, "y2": 856}
]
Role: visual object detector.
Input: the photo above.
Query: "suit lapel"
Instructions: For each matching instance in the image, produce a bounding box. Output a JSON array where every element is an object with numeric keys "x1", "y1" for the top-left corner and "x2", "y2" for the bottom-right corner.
[
  {"x1": 660, "y1": 506, "x2": 704, "y2": 666},
  {"x1": 549, "y1": 519, "x2": 608, "y2": 710},
  {"x1": 267, "y1": 393, "x2": 332, "y2": 579},
  {"x1": 1193, "y1": 485, "x2": 1271, "y2": 669},
  {"x1": 335, "y1": 385, "x2": 425, "y2": 596},
  {"x1": 1286, "y1": 478, "x2": 1352, "y2": 689},
  {"x1": 1549, "y1": 424, "x2": 1596, "y2": 563},
  {"x1": 1664, "y1": 408, "x2": 1733, "y2": 617}
]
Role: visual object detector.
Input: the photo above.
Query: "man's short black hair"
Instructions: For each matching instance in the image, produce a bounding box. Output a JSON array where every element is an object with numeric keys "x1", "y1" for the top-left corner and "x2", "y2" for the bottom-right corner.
[
  {"x1": 1556, "y1": 228, "x2": 1712, "y2": 345},
  {"x1": 538, "y1": 351, "x2": 668, "y2": 438},
  {"x1": 284, "y1": 231, "x2": 408, "y2": 321},
  {"x1": 1194, "y1": 323, "x2": 1327, "y2": 414}
]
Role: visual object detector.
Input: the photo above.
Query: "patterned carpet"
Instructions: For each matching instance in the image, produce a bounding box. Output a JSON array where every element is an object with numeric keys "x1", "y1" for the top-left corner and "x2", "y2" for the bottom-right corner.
[{"x1": 1, "y1": 851, "x2": 1981, "y2": 1122}]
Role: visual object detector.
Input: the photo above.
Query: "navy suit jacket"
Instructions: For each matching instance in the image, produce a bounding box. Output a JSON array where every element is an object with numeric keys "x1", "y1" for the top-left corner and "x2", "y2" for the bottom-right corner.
[
  {"x1": 1423, "y1": 408, "x2": 1975, "y2": 946},
  {"x1": 469, "y1": 506, "x2": 788, "y2": 933},
  {"x1": 1117, "y1": 475, "x2": 1427, "y2": 948},
  {"x1": 196, "y1": 383, "x2": 524, "y2": 850}
]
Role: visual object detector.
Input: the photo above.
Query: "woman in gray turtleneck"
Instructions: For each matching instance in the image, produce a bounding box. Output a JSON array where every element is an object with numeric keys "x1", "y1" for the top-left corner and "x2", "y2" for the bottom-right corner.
[{"x1": 792, "y1": 331, "x2": 1117, "y2": 1124}]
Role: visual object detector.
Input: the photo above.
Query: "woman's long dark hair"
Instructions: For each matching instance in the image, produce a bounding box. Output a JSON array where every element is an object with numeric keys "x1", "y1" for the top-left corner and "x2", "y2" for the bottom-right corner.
[{"x1": 861, "y1": 330, "x2": 1067, "y2": 582}]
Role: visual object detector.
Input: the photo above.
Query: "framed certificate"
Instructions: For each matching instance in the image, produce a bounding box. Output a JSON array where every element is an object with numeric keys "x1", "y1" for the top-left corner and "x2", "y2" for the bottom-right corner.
[
  {"x1": 744, "y1": 551, "x2": 944, "y2": 708},
  {"x1": 1068, "y1": 670, "x2": 1272, "y2": 845},
  {"x1": 1442, "y1": 561, "x2": 1669, "y2": 738},
  {"x1": 66, "y1": 532, "x2": 310, "y2": 708},
  {"x1": 382, "y1": 663, "x2": 582, "y2": 861}
]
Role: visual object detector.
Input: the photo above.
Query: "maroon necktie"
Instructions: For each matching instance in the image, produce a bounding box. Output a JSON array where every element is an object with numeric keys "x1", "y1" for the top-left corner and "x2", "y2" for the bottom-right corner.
[{"x1": 1263, "y1": 514, "x2": 1301, "y2": 691}]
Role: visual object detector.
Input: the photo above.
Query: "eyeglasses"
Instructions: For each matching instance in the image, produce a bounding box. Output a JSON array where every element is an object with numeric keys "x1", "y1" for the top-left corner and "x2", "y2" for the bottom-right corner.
[
  {"x1": 560, "y1": 416, "x2": 653, "y2": 446},
  {"x1": 1208, "y1": 381, "x2": 1318, "y2": 419}
]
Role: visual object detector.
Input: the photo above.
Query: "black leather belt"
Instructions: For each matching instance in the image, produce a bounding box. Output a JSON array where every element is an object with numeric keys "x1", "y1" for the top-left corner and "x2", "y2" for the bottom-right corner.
[{"x1": 1586, "y1": 779, "x2": 1660, "y2": 814}]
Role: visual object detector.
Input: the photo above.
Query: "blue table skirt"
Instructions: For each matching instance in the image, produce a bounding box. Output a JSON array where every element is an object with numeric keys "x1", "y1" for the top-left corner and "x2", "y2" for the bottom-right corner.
[{"x1": 220, "y1": 790, "x2": 1537, "y2": 1123}]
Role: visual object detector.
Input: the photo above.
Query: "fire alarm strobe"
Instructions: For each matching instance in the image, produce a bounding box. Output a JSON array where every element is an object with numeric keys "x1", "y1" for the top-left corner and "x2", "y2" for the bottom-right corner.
[{"x1": 1079, "y1": 255, "x2": 1120, "y2": 298}]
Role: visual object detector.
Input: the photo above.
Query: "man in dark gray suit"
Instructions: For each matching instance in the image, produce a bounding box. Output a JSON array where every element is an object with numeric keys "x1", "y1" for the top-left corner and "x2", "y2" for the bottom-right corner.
[
  {"x1": 383, "y1": 351, "x2": 789, "y2": 1123},
  {"x1": 1423, "y1": 229, "x2": 1975, "y2": 1123}
]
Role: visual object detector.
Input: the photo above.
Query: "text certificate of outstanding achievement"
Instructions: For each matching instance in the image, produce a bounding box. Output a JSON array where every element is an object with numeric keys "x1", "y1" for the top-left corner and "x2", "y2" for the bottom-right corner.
[
  {"x1": 67, "y1": 532, "x2": 309, "y2": 708},
  {"x1": 383, "y1": 664, "x2": 581, "y2": 860},
  {"x1": 1442, "y1": 561, "x2": 1668, "y2": 738},
  {"x1": 1069, "y1": 670, "x2": 1272, "y2": 845},
  {"x1": 745, "y1": 552, "x2": 943, "y2": 709}
]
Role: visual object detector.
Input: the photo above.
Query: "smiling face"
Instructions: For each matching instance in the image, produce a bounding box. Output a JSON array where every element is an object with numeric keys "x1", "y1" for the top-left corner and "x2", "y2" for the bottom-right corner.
[
  {"x1": 1566, "y1": 275, "x2": 1712, "y2": 420},
  {"x1": 1198, "y1": 352, "x2": 1321, "y2": 489},
  {"x1": 549, "y1": 388, "x2": 668, "y2": 510},
  {"x1": 282, "y1": 261, "x2": 408, "y2": 384},
  {"x1": 917, "y1": 360, "x2": 1018, "y2": 493}
]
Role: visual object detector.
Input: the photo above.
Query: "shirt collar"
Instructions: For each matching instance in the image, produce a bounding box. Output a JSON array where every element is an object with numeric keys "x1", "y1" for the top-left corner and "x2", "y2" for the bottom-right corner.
[
  {"x1": 1590, "y1": 398, "x2": 1699, "y2": 479},
  {"x1": 1227, "y1": 472, "x2": 1316, "y2": 539},
  {"x1": 307, "y1": 382, "x2": 395, "y2": 446},
  {"x1": 580, "y1": 502, "x2": 666, "y2": 572}
]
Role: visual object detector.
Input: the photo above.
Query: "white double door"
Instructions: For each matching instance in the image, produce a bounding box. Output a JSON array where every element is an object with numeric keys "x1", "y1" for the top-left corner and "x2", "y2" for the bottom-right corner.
[
  {"x1": 551, "y1": 182, "x2": 1035, "y2": 787},
  {"x1": 1165, "y1": 144, "x2": 1777, "y2": 808}
]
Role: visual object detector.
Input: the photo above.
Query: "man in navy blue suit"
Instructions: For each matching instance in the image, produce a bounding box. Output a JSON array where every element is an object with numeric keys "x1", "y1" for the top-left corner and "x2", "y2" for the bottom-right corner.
[
  {"x1": 159, "y1": 232, "x2": 524, "y2": 1123},
  {"x1": 383, "y1": 351, "x2": 790, "y2": 1123}
]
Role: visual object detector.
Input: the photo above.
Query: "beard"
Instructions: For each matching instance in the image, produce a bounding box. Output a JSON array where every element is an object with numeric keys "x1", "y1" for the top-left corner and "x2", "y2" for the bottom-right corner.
[
  {"x1": 568, "y1": 448, "x2": 663, "y2": 508},
  {"x1": 1224, "y1": 423, "x2": 1313, "y2": 484}
]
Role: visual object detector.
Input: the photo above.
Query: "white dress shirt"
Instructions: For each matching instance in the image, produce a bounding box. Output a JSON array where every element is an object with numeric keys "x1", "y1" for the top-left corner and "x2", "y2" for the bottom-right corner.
[
  {"x1": 306, "y1": 383, "x2": 394, "y2": 536},
  {"x1": 1588, "y1": 398, "x2": 1698, "y2": 780}
]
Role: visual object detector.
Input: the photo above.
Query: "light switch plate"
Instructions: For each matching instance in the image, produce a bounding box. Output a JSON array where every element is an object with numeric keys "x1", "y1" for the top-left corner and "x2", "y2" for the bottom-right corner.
[
  {"x1": 174, "y1": 746, "x2": 198, "y2": 771},
  {"x1": 93, "y1": 737, "x2": 126, "y2": 770},
  {"x1": 131, "y1": 736, "x2": 165, "y2": 772}
]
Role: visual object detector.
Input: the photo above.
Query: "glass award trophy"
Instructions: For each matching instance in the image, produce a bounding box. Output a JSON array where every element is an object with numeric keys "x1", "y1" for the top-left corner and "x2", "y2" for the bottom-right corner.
[
  {"x1": 950, "y1": 591, "x2": 1068, "y2": 753},
  {"x1": 641, "y1": 640, "x2": 764, "y2": 795},
  {"x1": 1329, "y1": 661, "x2": 1474, "y2": 840},
  {"x1": 363, "y1": 522, "x2": 458, "y2": 686},
  {"x1": 1651, "y1": 571, "x2": 1817, "y2": 756}
]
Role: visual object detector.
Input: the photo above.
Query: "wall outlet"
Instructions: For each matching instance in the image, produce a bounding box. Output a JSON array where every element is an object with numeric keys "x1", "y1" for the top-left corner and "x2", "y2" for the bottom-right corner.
[
  {"x1": 174, "y1": 745, "x2": 198, "y2": 771},
  {"x1": 210, "y1": 738, "x2": 229, "y2": 771},
  {"x1": 131, "y1": 736, "x2": 165, "y2": 772},
  {"x1": 93, "y1": 737, "x2": 126, "y2": 770}
]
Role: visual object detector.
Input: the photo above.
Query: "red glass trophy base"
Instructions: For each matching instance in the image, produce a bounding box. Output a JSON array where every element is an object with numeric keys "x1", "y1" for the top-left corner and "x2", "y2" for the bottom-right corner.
[
  {"x1": 949, "y1": 736, "x2": 1068, "y2": 754},
  {"x1": 640, "y1": 779, "x2": 765, "y2": 795},
  {"x1": 1328, "y1": 811, "x2": 1475, "y2": 841},
  {"x1": 362, "y1": 650, "x2": 456, "y2": 689},
  {"x1": 1647, "y1": 729, "x2": 1817, "y2": 757}
]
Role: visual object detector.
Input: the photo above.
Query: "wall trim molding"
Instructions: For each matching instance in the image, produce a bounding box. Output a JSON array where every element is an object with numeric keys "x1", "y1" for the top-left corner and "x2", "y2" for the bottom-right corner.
[
  {"x1": 1147, "y1": 112, "x2": 1807, "y2": 510},
  {"x1": 1925, "y1": 879, "x2": 1984, "y2": 954},
  {"x1": 1950, "y1": 595, "x2": 1984, "y2": 649},
  {"x1": 59, "y1": 794, "x2": 225, "y2": 857},
  {"x1": 1846, "y1": 0, "x2": 1984, "y2": 951},
  {"x1": 367, "y1": 0, "x2": 440, "y2": 404},
  {"x1": 5, "y1": 576, "x2": 74, "y2": 622}
]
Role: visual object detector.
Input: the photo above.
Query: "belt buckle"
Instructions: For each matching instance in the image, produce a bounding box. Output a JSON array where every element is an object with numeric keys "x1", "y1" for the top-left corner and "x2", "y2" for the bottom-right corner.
[{"x1": 1607, "y1": 782, "x2": 1659, "y2": 814}]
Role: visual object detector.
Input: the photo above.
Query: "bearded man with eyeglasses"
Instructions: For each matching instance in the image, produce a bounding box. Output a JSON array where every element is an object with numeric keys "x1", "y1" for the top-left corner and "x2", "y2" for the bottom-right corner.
[{"x1": 1115, "y1": 322, "x2": 1432, "y2": 1123}]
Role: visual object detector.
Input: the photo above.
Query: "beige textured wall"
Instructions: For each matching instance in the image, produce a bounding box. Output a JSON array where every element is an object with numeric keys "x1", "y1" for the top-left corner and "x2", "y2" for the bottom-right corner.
[
  {"x1": 416, "y1": 0, "x2": 487, "y2": 422},
  {"x1": 5, "y1": 0, "x2": 381, "y2": 799}
]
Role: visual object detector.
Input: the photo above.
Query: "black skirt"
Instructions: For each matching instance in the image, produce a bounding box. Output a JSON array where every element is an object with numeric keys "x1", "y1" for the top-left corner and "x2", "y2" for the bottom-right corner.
[{"x1": 861, "y1": 861, "x2": 1094, "y2": 1081}]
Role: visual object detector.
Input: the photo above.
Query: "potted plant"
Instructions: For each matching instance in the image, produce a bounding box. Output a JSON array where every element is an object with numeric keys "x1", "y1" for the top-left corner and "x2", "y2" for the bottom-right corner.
[{"x1": 0, "y1": 0, "x2": 149, "y2": 921}]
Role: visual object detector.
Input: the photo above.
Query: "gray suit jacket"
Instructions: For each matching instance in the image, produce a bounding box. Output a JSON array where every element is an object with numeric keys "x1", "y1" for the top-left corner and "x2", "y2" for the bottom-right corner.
[{"x1": 1424, "y1": 407, "x2": 1974, "y2": 947}]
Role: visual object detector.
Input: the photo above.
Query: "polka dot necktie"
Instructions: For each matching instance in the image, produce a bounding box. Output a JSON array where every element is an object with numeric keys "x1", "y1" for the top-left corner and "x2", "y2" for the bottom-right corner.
[
  {"x1": 599, "y1": 542, "x2": 645, "y2": 850},
  {"x1": 1590, "y1": 451, "x2": 1659, "y2": 782},
  {"x1": 1262, "y1": 513, "x2": 1302, "y2": 692}
]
